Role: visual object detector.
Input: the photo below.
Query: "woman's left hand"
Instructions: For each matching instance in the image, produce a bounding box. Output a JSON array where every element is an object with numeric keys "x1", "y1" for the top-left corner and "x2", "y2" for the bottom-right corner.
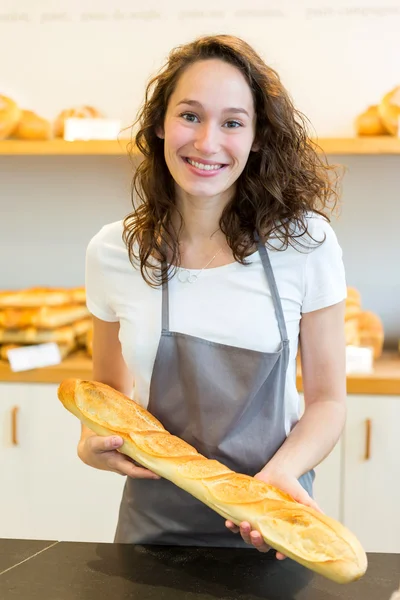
[{"x1": 225, "y1": 468, "x2": 323, "y2": 558}]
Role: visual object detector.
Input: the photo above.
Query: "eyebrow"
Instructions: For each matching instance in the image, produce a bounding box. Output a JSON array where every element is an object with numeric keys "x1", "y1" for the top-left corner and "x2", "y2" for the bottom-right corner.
[{"x1": 176, "y1": 99, "x2": 250, "y2": 118}]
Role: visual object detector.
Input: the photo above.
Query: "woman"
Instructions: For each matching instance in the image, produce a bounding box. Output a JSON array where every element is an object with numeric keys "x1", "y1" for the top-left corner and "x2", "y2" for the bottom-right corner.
[{"x1": 79, "y1": 34, "x2": 347, "y2": 557}]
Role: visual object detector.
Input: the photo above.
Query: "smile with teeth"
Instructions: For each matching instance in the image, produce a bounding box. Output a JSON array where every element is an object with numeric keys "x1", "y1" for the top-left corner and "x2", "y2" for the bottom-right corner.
[{"x1": 185, "y1": 158, "x2": 225, "y2": 171}]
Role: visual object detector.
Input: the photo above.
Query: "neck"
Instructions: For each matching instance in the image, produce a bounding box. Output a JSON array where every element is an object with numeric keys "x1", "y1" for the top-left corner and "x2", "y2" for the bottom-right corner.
[{"x1": 172, "y1": 186, "x2": 234, "y2": 246}]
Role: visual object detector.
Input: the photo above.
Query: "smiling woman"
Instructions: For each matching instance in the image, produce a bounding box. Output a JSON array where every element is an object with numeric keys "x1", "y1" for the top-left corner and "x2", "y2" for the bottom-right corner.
[
  {"x1": 80, "y1": 35, "x2": 349, "y2": 559},
  {"x1": 123, "y1": 35, "x2": 341, "y2": 285}
]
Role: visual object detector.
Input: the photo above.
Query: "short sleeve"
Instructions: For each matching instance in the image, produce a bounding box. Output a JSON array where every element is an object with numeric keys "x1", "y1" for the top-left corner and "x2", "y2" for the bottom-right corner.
[
  {"x1": 85, "y1": 231, "x2": 119, "y2": 322},
  {"x1": 301, "y1": 217, "x2": 347, "y2": 314}
]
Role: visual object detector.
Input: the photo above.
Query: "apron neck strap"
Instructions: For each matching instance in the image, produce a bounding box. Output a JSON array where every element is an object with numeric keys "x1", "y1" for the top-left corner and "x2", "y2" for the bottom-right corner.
[
  {"x1": 161, "y1": 275, "x2": 170, "y2": 333},
  {"x1": 255, "y1": 233, "x2": 289, "y2": 345}
]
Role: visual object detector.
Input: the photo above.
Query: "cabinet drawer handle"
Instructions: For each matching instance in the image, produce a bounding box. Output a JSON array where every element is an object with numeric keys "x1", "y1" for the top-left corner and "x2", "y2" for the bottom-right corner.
[
  {"x1": 11, "y1": 406, "x2": 19, "y2": 446},
  {"x1": 364, "y1": 418, "x2": 372, "y2": 460}
]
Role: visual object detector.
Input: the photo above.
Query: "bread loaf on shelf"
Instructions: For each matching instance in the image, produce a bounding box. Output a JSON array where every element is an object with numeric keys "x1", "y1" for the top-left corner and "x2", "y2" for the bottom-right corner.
[
  {"x1": 0, "y1": 95, "x2": 21, "y2": 140},
  {"x1": 0, "y1": 287, "x2": 85, "y2": 308},
  {"x1": 12, "y1": 109, "x2": 53, "y2": 141},
  {"x1": 57, "y1": 378, "x2": 368, "y2": 584},
  {"x1": 0, "y1": 317, "x2": 91, "y2": 345},
  {"x1": 378, "y1": 86, "x2": 400, "y2": 136},
  {"x1": 0, "y1": 324, "x2": 76, "y2": 345},
  {"x1": 0, "y1": 304, "x2": 89, "y2": 329},
  {"x1": 355, "y1": 105, "x2": 389, "y2": 136},
  {"x1": 344, "y1": 287, "x2": 385, "y2": 358}
]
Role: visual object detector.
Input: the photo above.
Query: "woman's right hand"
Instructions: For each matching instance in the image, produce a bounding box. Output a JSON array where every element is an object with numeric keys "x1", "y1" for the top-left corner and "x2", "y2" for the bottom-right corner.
[{"x1": 78, "y1": 434, "x2": 161, "y2": 479}]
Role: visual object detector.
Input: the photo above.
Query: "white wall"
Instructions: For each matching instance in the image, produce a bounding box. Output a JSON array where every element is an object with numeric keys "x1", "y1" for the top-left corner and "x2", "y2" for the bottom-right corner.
[{"x1": 1, "y1": 0, "x2": 399, "y2": 346}]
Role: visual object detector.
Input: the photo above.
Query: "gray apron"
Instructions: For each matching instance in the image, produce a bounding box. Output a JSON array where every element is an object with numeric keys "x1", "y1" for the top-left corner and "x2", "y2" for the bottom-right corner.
[{"x1": 114, "y1": 240, "x2": 314, "y2": 546}]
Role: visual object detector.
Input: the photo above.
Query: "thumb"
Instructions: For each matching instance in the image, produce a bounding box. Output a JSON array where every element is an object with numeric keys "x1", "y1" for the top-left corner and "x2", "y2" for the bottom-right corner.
[
  {"x1": 290, "y1": 480, "x2": 323, "y2": 514},
  {"x1": 90, "y1": 435, "x2": 124, "y2": 453}
]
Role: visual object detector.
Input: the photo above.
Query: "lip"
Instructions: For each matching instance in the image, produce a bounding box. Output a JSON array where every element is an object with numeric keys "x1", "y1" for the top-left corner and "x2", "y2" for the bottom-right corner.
[{"x1": 182, "y1": 156, "x2": 228, "y2": 178}]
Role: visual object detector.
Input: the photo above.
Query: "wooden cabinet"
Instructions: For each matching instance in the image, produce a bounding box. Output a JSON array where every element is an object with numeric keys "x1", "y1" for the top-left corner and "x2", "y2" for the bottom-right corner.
[
  {"x1": 342, "y1": 395, "x2": 400, "y2": 553},
  {"x1": 0, "y1": 383, "x2": 124, "y2": 542}
]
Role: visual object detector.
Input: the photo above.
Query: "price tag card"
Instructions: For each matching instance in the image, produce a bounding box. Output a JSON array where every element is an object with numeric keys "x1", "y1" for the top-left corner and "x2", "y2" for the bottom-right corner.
[
  {"x1": 8, "y1": 343, "x2": 62, "y2": 372},
  {"x1": 345, "y1": 345, "x2": 374, "y2": 374},
  {"x1": 64, "y1": 118, "x2": 122, "y2": 141}
]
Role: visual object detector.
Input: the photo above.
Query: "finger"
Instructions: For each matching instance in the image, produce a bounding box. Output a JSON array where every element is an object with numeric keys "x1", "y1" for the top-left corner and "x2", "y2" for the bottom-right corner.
[
  {"x1": 90, "y1": 435, "x2": 124, "y2": 453},
  {"x1": 225, "y1": 520, "x2": 240, "y2": 533},
  {"x1": 276, "y1": 552, "x2": 287, "y2": 560},
  {"x1": 239, "y1": 522, "x2": 252, "y2": 545},
  {"x1": 108, "y1": 454, "x2": 160, "y2": 479},
  {"x1": 288, "y1": 482, "x2": 324, "y2": 514},
  {"x1": 129, "y1": 465, "x2": 161, "y2": 479},
  {"x1": 249, "y1": 530, "x2": 271, "y2": 553},
  {"x1": 296, "y1": 492, "x2": 324, "y2": 514}
]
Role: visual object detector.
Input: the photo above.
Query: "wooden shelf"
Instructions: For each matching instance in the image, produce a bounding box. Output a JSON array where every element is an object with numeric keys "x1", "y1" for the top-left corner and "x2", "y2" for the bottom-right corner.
[
  {"x1": 316, "y1": 137, "x2": 400, "y2": 155},
  {"x1": 0, "y1": 139, "x2": 132, "y2": 156},
  {"x1": 1, "y1": 137, "x2": 400, "y2": 156},
  {"x1": 0, "y1": 350, "x2": 399, "y2": 394}
]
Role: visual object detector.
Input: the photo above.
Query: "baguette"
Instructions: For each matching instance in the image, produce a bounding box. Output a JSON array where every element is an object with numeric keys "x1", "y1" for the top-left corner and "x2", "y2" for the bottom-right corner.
[
  {"x1": 0, "y1": 325, "x2": 76, "y2": 345},
  {"x1": 58, "y1": 379, "x2": 367, "y2": 583},
  {"x1": 0, "y1": 286, "x2": 86, "y2": 308},
  {"x1": 0, "y1": 305, "x2": 89, "y2": 329}
]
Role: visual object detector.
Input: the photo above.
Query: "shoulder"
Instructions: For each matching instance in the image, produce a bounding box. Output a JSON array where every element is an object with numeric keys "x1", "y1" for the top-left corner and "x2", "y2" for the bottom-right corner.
[
  {"x1": 87, "y1": 220, "x2": 125, "y2": 253},
  {"x1": 267, "y1": 211, "x2": 340, "y2": 258},
  {"x1": 273, "y1": 211, "x2": 341, "y2": 254},
  {"x1": 86, "y1": 220, "x2": 134, "y2": 268},
  {"x1": 303, "y1": 211, "x2": 339, "y2": 246}
]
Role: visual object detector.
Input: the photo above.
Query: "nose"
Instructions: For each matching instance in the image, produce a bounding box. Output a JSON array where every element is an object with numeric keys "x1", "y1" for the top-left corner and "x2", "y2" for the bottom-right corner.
[{"x1": 193, "y1": 122, "x2": 221, "y2": 155}]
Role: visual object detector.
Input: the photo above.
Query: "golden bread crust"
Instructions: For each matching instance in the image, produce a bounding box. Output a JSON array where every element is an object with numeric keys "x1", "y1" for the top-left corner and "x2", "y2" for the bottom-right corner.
[
  {"x1": 57, "y1": 378, "x2": 368, "y2": 584},
  {"x1": 0, "y1": 287, "x2": 86, "y2": 308}
]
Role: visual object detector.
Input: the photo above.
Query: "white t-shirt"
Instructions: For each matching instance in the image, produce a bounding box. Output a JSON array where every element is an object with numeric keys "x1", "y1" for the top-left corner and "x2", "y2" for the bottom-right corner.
[{"x1": 85, "y1": 212, "x2": 347, "y2": 435}]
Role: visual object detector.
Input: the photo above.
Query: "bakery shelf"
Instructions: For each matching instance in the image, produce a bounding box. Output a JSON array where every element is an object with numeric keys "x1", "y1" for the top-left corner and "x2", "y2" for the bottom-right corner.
[
  {"x1": 0, "y1": 139, "x2": 132, "y2": 155},
  {"x1": 0, "y1": 350, "x2": 399, "y2": 394},
  {"x1": 1, "y1": 137, "x2": 400, "y2": 156},
  {"x1": 316, "y1": 136, "x2": 400, "y2": 155}
]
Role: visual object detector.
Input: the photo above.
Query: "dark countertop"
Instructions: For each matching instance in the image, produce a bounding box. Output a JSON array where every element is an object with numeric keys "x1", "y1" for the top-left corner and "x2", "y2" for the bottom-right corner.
[{"x1": 0, "y1": 539, "x2": 399, "y2": 600}]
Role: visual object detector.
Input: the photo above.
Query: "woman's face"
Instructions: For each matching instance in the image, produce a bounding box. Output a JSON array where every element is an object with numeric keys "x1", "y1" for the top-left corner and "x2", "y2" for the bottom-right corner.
[{"x1": 161, "y1": 59, "x2": 258, "y2": 202}]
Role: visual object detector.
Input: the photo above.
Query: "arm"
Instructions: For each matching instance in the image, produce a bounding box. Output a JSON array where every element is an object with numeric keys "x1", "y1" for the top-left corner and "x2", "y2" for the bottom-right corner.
[
  {"x1": 79, "y1": 316, "x2": 134, "y2": 446},
  {"x1": 226, "y1": 300, "x2": 347, "y2": 554},
  {"x1": 78, "y1": 315, "x2": 160, "y2": 479},
  {"x1": 261, "y1": 299, "x2": 347, "y2": 478}
]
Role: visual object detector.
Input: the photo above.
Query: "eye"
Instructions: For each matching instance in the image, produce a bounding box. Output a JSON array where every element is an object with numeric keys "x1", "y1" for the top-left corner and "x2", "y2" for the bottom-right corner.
[
  {"x1": 224, "y1": 120, "x2": 243, "y2": 129},
  {"x1": 180, "y1": 112, "x2": 199, "y2": 123}
]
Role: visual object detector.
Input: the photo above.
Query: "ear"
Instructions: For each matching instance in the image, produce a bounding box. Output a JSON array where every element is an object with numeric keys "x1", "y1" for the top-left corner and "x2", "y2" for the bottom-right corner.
[
  {"x1": 251, "y1": 139, "x2": 261, "y2": 152},
  {"x1": 156, "y1": 125, "x2": 164, "y2": 139}
]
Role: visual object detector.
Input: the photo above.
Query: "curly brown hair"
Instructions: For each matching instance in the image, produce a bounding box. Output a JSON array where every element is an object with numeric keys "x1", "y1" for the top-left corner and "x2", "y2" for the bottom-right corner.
[{"x1": 123, "y1": 34, "x2": 342, "y2": 287}]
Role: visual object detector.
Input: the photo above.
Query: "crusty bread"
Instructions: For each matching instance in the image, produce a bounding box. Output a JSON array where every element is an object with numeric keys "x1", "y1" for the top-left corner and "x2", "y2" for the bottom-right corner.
[
  {"x1": 72, "y1": 318, "x2": 92, "y2": 337},
  {"x1": 57, "y1": 378, "x2": 368, "y2": 584},
  {"x1": 12, "y1": 110, "x2": 53, "y2": 141},
  {"x1": 0, "y1": 95, "x2": 21, "y2": 140},
  {"x1": 357, "y1": 310, "x2": 384, "y2": 359},
  {"x1": 0, "y1": 287, "x2": 86, "y2": 308},
  {"x1": 344, "y1": 318, "x2": 360, "y2": 347},
  {"x1": 355, "y1": 105, "x2": 389, "y2": 136},
  {"x1": 0, "y1": 324, "x2": 76, "y2": 345},
  {"x1": 378, "y1": 86, "x2": 400, "y2": 136},
  {"x1": 0, "y1": 305, "x2": 89, "y2": 329}
]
